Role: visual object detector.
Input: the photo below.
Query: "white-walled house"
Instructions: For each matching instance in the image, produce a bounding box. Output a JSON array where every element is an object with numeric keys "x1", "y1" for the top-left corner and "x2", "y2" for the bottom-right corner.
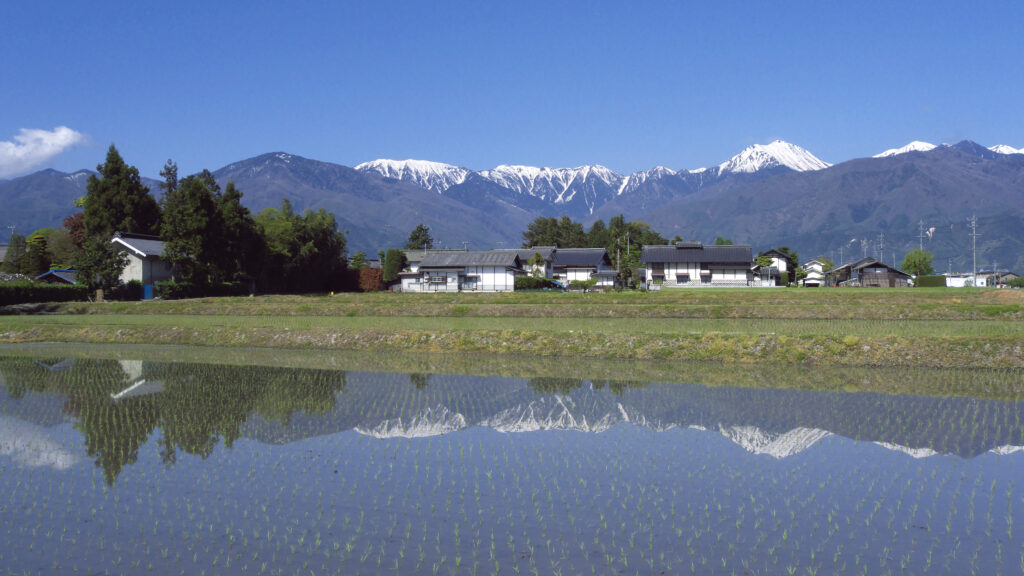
[
  {"x1": 642, "y1": 242, "x2": 754, "y2": 288},
  {"x1": 490, "y1": 246, "x2": 557, "y2": 278},
  {"x1": 800, "y1": 259, "x2": 827, "y2": 287},
  {"x1": 550, "y1": 248, "x2": 617, "y2": 287},
  {"x1": 401, "y1": 251, "x2": 522, "y2": 292},
  {"x1": 111, "y1": 233, "x2": 172, "y2": 292}
]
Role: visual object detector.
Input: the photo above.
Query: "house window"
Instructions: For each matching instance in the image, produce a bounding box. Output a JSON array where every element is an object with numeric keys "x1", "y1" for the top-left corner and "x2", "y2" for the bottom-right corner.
[
  {"x1": 676, "y1": 274, "x2": 690, "y2": 284},
  {"x1": 652, "y1": 274, "x2": 665, "y2": 284},
  {"x1": 700, "y1": 273, "x2": 712, "y2": 284},
  {"x1": 428, "y1": 276, "x2": 446, "y2": 284}
]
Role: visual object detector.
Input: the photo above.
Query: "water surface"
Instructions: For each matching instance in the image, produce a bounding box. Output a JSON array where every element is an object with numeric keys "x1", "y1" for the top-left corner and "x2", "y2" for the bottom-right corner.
[{"x1": 0, "y1": 350, "x2": 1021, "y2": 575}]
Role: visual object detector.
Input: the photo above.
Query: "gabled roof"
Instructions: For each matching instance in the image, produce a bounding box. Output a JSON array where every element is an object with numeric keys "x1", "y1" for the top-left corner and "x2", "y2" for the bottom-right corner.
[
  {"x1": 491, "y1": 246, "x2": 556, "y2": 263},
  {"x1": 418, "y1": 251, "x2": 521, "y2": 268},
  {"x1": 551, "y1": 248, "x2": 610, "y2": 268},
  {"x1": 111, "y1": 232, "x2": 165, "y2": 258},
  {"x1": 34, "y1": 269, "x2": 77, "y2": 284},
  {"x1": 642, "y1": 243, "x2": 752, "y2": 264},
  {"x1": 829, "y1": 257, "x2": 911, "y2": 278},
  {"x1": 403, "y1": 249, "x2": 467, "y2": 264}
]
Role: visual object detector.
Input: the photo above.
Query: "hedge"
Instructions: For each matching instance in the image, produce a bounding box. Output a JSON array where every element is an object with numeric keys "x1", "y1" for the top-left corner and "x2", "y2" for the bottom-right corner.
[
  {"x1": 0, "y1": 281, "x2": 90, "y2": 306},
  {"x1": 915, "y1": 275, "x2": 947, "y2": 288},
  {"x1": 514, "y1": 277, "x2": 561, "y2": 290},
  {"x1": 155, "y1": 281, "x2": 251, "y2": 300}
]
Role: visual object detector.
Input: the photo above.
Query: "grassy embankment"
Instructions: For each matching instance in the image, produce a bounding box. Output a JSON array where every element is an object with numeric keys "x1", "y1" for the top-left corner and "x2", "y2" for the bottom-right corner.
[{"x1": 1, "y1": 288, "x2": 1022, "y2": 368}]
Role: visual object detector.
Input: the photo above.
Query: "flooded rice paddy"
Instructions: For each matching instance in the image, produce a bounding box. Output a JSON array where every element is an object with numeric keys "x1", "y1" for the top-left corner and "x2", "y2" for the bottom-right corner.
[{"x1": 0, "y1": 347, "x2": 1022, "y2": 575}]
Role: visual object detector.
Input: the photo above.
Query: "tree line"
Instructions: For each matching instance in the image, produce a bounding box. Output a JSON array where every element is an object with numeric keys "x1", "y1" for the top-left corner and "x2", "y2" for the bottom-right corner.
[{"x1": 46, "y1": 145, "x2": 348, "y2": 293}]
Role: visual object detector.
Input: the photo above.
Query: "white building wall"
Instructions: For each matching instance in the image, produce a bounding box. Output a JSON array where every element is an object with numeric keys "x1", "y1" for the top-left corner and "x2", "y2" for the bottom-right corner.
[{"x1": 646, "y1": 262, "x2": 752, "y2": 287}]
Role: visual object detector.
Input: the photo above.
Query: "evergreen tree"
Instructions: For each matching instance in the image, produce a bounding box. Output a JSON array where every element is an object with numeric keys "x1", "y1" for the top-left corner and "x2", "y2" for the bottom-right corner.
[
  {"x1": 215, "y1": 181, "x2": 263, "y2": 281},
  {"x1": 21, "y1": 231, "x2": 51, "y2": 276},
  {"x1": 76, "y1": 145, "x2": 161, "y2": 289},
  {"x1": 349, "y1": 252, "x2": 368, "y2": 270},
  {"x1": 404, "y1": 224, "x2": 434, "y2": 250},
  {"x1": 586, "y1": 220, "x2": 610, "y2": 248},
  {"x1": 1, "y1": 234, "x2": 26, "y2": 273},
  {"x1": 161, "y1": 174, "x2": 220, "y2": 283},
  {"x1": 382, "y1": 248, "x2": 407, "y2": 283}
]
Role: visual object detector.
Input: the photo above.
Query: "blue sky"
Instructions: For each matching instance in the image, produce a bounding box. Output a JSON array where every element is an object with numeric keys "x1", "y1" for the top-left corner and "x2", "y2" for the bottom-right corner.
[{"x1": 2, "y1": 0, "x2": 1022, "y2": 179}]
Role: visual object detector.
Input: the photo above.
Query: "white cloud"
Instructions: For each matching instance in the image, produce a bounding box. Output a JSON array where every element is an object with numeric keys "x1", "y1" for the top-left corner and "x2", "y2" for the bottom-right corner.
[{"x1": 0, "y1": 126, "x2": 86, "y2": 179}]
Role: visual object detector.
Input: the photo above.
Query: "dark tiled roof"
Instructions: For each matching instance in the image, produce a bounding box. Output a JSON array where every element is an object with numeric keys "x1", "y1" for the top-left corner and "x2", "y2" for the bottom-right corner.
[
  {"x1": 112, "y1": 233, "x2": 165, "y2": 258},
  {"x1": 404, "y1": 249, "x2": 467, "y2": 264},
  {"x1": 552, "y1": 248, "x2": 609, "y2": 268},
  {"x1": 642, "y1": 244, "x2": 752, "y2": 264},
  {"x1": 418, "y1": 251, "x2": 521, "y2": 268},
  {"x1": 492, "y1": 246, "x2": 556, "y2": 263}
]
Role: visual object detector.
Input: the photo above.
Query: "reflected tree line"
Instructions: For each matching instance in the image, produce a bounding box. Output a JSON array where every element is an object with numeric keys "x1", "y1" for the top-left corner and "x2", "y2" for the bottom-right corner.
[
  {"x1": 0, "y1": 358, "x2": 345, "y2": 485},
  {"x1": 2, "y1": 358, "x2": 1022, "y2": 484}
]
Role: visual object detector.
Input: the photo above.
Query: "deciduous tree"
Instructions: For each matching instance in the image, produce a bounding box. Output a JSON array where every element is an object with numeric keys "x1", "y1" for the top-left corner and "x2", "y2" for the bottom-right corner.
[{"x1": 901, "y1": 249, "x2": 935, "y2": 277}]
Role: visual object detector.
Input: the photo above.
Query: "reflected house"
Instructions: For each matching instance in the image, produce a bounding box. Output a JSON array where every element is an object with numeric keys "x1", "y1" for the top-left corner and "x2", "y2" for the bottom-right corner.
[
  {"x1": 642, "y1": 242, "x2": 755, "y2": 288},
  {"x1": 111, "y1": 232, "x2": 172, "y2": 298},
  {"x1": 35, "y1": 358, "x2": 76, "y2": 372},
  {"x1": 401, "y1": 251, "x2": 522, "y2": 292},
  {"x1": 550, "y1": 247, "x2": 617, "y2": 288},
  {"x1": 825, "y1": 257, "x2": 911, "y2": 287},
  {"x1": 110, "y1": 360, "x2": 164, "y2": 402}
]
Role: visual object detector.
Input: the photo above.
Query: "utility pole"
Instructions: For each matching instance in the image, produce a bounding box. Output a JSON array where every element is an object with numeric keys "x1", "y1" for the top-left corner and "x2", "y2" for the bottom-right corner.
[
  {"x1": 6, "y1": 224, "x2": 14, "y2": 243},
  {"x1": 968, "y1": 215, "x2": 980, "y2": 286},
  {"x1": 917, "y1": 220, "x2": 926, "y2": 251},
  {"x1": 838, "y1": 246, "x2": 844, "y2": 265},
  {"x1": 876, "y1": 232, "x2": 885, "y2": 261},
  {"x1": 461, "y1": 241, "x2": 470, "y2": 251}
]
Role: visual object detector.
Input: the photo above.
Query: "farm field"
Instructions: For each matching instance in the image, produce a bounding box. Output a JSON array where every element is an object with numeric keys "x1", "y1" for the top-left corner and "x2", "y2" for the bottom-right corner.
[
  {"x1": 1, "y1": 288, "x2": 1022, "y2": 367},
  {"x1": 0, "y1": 350, "x2": 1021, "y2": 575}
]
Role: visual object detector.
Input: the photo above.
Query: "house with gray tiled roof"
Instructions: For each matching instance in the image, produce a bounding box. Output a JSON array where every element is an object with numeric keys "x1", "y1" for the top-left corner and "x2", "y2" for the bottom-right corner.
[
  {"x1": 490, "y1": 246, "x2": 557, "y2": 278},
  {"x1": 400, "y1": 251, "x2": 522, "y2": 292},
  {"x1": 641, "y1": 242, "x2": 754, "y2": 288},
  {"x1": 550, "y1": 248, "x2": 617, "y2": 287},
  {"x1": 111, "y1": 232, "x2": 172, "y2": 293}
]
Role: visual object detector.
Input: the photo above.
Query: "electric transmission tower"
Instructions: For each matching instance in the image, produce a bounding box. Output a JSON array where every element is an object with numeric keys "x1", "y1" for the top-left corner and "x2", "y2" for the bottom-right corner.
[{"x1": 917, "y1": 220, "x2": 926, "y2": 251}]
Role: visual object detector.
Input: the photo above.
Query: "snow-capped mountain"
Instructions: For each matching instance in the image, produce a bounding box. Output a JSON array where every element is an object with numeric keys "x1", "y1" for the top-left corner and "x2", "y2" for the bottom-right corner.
[
  {"x1": 989, "y1": 144, "x2": 1023, "y2": 155},
  {"x1": 717, "y1": 425, "x2": 831, "y2": 459},
  {"x1": 354, "y1": 405, "x2": 468, "y2": 438},
  {"x1": 874, "y1": 442, "x2": 938, "y2": 459},
  {"x1": 617, "y1": 166, "x2": 678, "y2": 196},
  {"x1": 354, "y1": 159, "x2": 470, "y2": 193},
  {"x1": 873, "y1": 141, "x2": 937, "y2": 158},
  {"x1": 479, "y1": 164, "x2": 625, "y2": 214},
  {"x1": 716, "y1": 140, "x2": 831, "y2": 175}
]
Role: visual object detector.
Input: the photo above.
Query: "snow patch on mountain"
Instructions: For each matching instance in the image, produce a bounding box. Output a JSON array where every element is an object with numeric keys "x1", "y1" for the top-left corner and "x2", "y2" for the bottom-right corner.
[
  {"x1": 617, "y1": 166, "x2": 678, "y2": 195},
  {"x1": 718, "y1": 425, "x2": 831, "y2": 458},
  {"x1": 988, "y1": 144, "x2": 1023, "y2": 155},
  {"x1": 354, "y1": 405, "x2": 467, "y2": 438},
  {"x1": 480, "y1": 164, "x2": 624, "y2": 206},
  {"x1": 874, "y1": 442, "x2": 938, "y2": 458},
  {"x1": 479, "y1": 395, "x2": 615, "y2": 433},
  {"x1": 717, "y1": 140, "x2": 830, "y2": 175},
  {"x1": 989, "y1": 445, "x2": 1024, "y2": 455},
  {"x1": 355, "y1": 159, "x2": 470, "y2": 193},
  {"x1": 873, "y1": 141, "x2": 937, "y2": 158}
]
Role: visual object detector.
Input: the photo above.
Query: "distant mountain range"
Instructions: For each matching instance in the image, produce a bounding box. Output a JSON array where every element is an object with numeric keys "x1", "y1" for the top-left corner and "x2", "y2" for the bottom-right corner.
[{"x1": 2, "y1": 140, "x2": 1022, "y2": 270}]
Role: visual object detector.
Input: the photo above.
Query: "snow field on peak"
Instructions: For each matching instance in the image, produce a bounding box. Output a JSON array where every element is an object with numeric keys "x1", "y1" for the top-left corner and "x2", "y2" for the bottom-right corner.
[
  {"x1": 988, "y1": 144, "x2": 1023, "y2": 155},
  {"x1": 717, "y1": 140, "x2": 830, "y2": 174},
  {"x1": 873, "y1": 141, "x2": 937, "y2": 158},
  {"x1": 355, "y1": 158, "x2": 470, "y2": 193}
]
